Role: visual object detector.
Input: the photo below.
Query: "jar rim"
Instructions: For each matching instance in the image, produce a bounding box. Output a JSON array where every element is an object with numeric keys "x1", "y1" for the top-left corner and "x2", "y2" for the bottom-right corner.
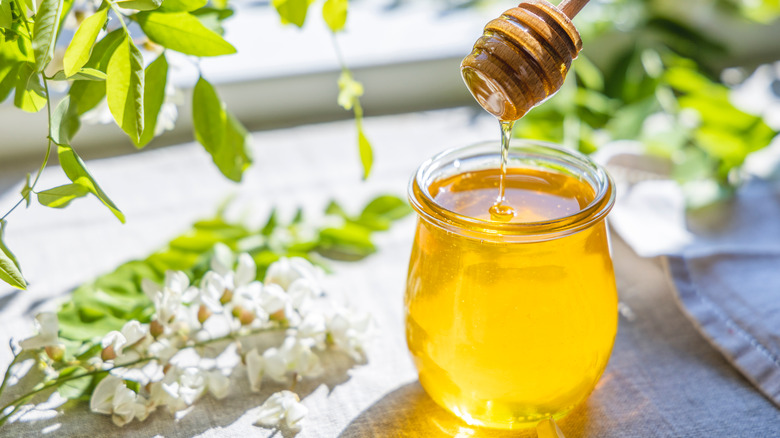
[{"x1": 408, "y1": 140, "x2": 615, "y2": 241}]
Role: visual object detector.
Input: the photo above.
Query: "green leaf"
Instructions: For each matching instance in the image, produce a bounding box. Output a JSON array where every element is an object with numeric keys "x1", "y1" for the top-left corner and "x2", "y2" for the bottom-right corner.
[
  {"x1": 116, "y1": 0, "x2": 162, "y2": 10},
  {"x1": 14, "y1": 62, "x2": 46, "y2": 113},
  {"x1": 50, "y1": 68, "x2": 107, "y2": 81},
  {"x1": 50, "y1": 95, "x2": 81, "y2": 145},
  {"x1": 190, "y1": 6, "x2": 233, "y2": 34},
  {"x1": 58, "y1": 144, "x2": 125, "y2": 223},
  {"x1": 361, "y1": 195, "x2": 411, "y2": 221},
  {"x1": 357, "y1": 121, "x2": 372, "y2": 180},
  {"x1": 261, "y1": 208, "x2": 277, "y2": 236},
  {"x1": 0, "y1": 41, "x2": 29, "y2": 103},
  {"x1": 0, "y1": 0, "x2": 12, "y2": 29},
  {"x1": 63, "y1": 8, "x2": 107, "y2": 77},
  {"x1": 37, "y1": 183, "x2": 90, "y2": 208},
  {"x1": 159, "y1": 0, "x2": 207, "y2": 12},
  {"x1": 192, "y1": 77, "x2": 253, "y2": 181},
  {"x1": 0, "y1": 220, "x2": 26, "y2": 290},
  {"x1": 136, "y1": 53, "x2": 168, "y2": 148},
  {"x1": 216, "y1": 111, "x2": 252, "y2": 182},
  {"x1": 136, "y1": 11, "x2": 236, "y2": 56},
  {"x1": 32, "y1": 0, "x2": 64, "y2": 72},
  {"x1": 322, "y1": 0, "x2": 347, "y2": 32},
  {"x1": 21, "y1": 173, "x2": 32, "y2": 207},
  {"x1": 272, "y1": 0, "x2": 309, "y2": 27},
  {"x1": 69, "y1": 29, "x2": 124, "y2": 115},
  {"x1": 57, "y1": 366, "x2": 93, "y2": 400},
  {"x1": 192, "y1": 76, "x2": 224, "y2": 153},
  {"x1": 107, "y1": 36, "x2": 144, "y2": 144}
]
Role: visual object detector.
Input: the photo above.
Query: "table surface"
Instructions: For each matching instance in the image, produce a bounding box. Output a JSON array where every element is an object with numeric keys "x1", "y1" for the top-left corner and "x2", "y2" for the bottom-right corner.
[{"x1": 0, "y1": 108, "x2": 778, "y2": 437}]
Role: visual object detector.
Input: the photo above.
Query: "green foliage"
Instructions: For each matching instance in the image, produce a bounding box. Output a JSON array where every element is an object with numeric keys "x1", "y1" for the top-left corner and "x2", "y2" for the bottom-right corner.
[
  {"x1": 107, "y1": 36, "x2": 145, "y2": 144},
  {"x1": 338, "y1": 70, "x2": 373, "y2": 179},
  {"x1": 135, "y1": 11, "x2": 236, "y2": 56},
  {"x1": 116, "y1": 0, "x2": 162, "y2": 11},
  {"x1": 159, "y1": 0, "x2": 208, "y2": 12},
  {"x1": 0, "y1": 220, "x2": 26, "y2": 290},
  {"x1": 192, "y1": 77, "x2": 252, "y2": 182},
  {"x1": 36, "y1": 183, "x2": 90, "y2": 208},
  {"x1": 15, "y1": 62, "x2": 46, "y2": 113},
  {"x1": 322, "y1": 0, "x2": 347, "y2": 32},
  {"x1": 62, "y1": 7, "x2": 107, "y2": 77},
  {"x1": 136, "y1": 53, "x2": 168, "y2": 148},
  {"x1": 56, "y1": 194, "x2": 411, "y2": 341},
  {"x1": 0, "y1": 0, "x2": 367, "y2": 291},
  {"x1": 272, "y1": 0, "x2": 309, "y2": 27},
  {"x1": 50, "y1": 95, "x2": 80, "y2": 145},
  {"x1": 31, "y1": 0, "x2": 63, "y2": 72},
  {"x1": 57, "y1": 145, "x2": 126, "y2": 223}
]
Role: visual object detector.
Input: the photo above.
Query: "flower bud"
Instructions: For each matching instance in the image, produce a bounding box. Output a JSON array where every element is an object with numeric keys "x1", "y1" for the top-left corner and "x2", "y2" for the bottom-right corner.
[
  {"x1": 220, "y1": 288, "x2": 233, "y2": 305},
  {"x1": 239, "y1": 309, "x2": 255, "y2": 326},
  {"x1": 101, "y1": 345, "x2": 117, "y2": 361},
  {"x1": 150, "y1": 320, "x2": 164, "y2": 338},
  {"x1": 45, "y1": 345, "x2": 65, "y2": 362},
  {"x1": 270, "y1": 309, "x2": 286, "y2": 322},
  {"x1": 198, "y1": 305, "x2": 212, "y2": 324}
]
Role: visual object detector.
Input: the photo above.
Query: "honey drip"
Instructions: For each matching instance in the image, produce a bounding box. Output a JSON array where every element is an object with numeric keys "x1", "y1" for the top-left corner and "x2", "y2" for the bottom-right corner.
[{"x1": 489, "y1": 120, "x2": 517, "y2": 222}]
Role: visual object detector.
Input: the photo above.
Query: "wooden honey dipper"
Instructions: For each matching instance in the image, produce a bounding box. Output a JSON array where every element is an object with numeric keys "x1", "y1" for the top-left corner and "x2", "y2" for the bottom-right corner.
[{"x1": 461, "y1": 0, "x2": 589, "y2": 121}]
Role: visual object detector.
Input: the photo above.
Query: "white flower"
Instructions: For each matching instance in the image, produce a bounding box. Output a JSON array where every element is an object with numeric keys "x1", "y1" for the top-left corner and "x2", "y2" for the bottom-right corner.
[
  {"x1": 144, "y1": 271, "x2": 195, "y2": 329},
  {"x1": 111, "y1": 360, "x2": 165, "y2": 386},
  {"x1": 102, "y1": 320, "x2": 148, "y2": 360},
  {"x1": 255, "y1": 390, "x2": 307, "y2": 431},
  {"x1": 161, "y1": 367, "x2": 206, "y2": 410},
  {"x1": 296, "y1": 312, "x2": 327, "y2": 350},
  {"x1": 327, "y1": 309, "x2": 371, "y2": 361},
  {"x1": 193, "y1": 271, "x2": 228, "y2": 312},
  {"x1": 20, "y1": 312, "x2": 61, "y2": 350},
  {"x1": 90, "y1": 375, "x2": 149, "y2": 427},
  {"x1": 262, "y1": 336, "x2": 322, "y2": 383},
  {"x1": 245, "y1": 348, "x2": 264, "y2": 392},
  {"x1": 259, "y1": 283, "x2": 290, "y2": 315},
  {"x1": 264, "y1": 257, "x2": 323, "y2": 294},
  {"x1": 206, "y1": 369, "x2": 230, "y2": 399},
  {"x1": 288, "y1": 278, "x2": 318, "y2": 312}
]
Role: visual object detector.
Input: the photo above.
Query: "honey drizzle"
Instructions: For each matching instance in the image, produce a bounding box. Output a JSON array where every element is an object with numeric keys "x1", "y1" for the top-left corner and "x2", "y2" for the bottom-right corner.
[{"x1": 489, "y1": 120, "x2": 516, "y2": 222}]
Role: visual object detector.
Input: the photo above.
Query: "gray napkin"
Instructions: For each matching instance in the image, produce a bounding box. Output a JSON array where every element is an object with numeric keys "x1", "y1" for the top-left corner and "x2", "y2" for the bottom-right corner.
[{"x1": 661, "y1": 179, "x2": 780, "y2": 408}]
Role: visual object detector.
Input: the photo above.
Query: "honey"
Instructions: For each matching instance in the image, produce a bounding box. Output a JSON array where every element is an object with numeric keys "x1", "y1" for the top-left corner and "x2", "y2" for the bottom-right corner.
[{"x1": 405, "y1": 141, "x2": 617, "y2": 429}]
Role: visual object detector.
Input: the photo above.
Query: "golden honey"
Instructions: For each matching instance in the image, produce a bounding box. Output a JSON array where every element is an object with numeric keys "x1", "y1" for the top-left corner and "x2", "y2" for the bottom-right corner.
[{"x1": 405, "y1": 140, "x2": 617, "y2": 429}]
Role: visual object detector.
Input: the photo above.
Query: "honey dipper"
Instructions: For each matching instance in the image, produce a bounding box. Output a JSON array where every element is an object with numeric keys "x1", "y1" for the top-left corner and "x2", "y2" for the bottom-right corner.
[{"x1": 461, "y1": 0, "x2": 589, "y2": 121}]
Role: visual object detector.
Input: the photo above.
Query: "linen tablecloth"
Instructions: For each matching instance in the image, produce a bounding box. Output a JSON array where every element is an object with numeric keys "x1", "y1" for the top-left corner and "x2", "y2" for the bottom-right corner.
[{"x1": 0, "y1": 108, "x2": 778, "y2": 437}]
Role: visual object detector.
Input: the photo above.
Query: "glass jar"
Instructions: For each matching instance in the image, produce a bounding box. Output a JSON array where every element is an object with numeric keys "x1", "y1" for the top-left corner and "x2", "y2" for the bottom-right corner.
[{"x1": 405, "y1": 140, "x2": 617, "y2": 430}]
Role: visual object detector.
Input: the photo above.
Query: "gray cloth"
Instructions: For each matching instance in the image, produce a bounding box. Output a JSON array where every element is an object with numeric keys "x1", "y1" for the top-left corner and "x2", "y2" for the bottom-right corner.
[
  {"x1": 0, "y1": 109, "x2": 778, "y2": 437},
  {"x1": 664, "y1": 179, "x2": 780, "y2": 408}
]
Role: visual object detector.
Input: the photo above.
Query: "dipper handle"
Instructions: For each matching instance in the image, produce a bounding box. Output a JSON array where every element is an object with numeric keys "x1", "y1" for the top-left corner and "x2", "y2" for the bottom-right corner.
[
  {"x1": 559, "y1": 0, "x2": 590, "y2": 19},
  {"x1": 461, "y1": 0, "x2": 590, "y2": 121}
]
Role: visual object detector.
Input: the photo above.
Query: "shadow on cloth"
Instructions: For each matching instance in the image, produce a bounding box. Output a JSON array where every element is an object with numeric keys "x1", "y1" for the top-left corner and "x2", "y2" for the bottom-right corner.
[{"x1": 338, "y1": 381, "x2": 600, "y2": 438}]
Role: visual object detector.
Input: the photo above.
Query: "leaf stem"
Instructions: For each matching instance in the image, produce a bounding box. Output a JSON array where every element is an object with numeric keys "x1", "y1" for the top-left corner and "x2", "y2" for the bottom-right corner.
[
  {"x1": 107, "y1": 0, "x2": 130, "y2": 35},
  {"x1": 0, "y1": 356, "x2": 155, "y2": 427},
  {"x1": 0, "y1": 28, "x2": 54, "y2": 222}
]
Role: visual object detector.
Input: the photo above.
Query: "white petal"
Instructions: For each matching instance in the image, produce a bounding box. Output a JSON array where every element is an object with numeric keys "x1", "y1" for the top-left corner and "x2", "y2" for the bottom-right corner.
[
  {"x1": 120, "y1": 321, "x2": 146, "y2": 346},
  {"x1": 207, "y1": 370, "x2": 230, "y2": 399},
  {"x1": 284, "y1": 399, "x2": 308, "y2": 430},
  {"x1": 210, "y1": 243, "x2": 234, "y2": 276},
  {"x1": 90, "y1": 375, "x2": 122, "y2": 415},
  {"x1": 234, "y1": 253, "x2": 257, "y2": 287},
  {"x1": 19, "y1": 313, "x2": 60, "y2": 350},
  {"x1": 260, "y1": 284, "x2": 289, "y2": 315},
  {"x1": 101, "y1": 331, "x2": 127, "y2": 352},
  {"x1": 141, "y1": 278, "x2": 162, "y2": 301},
  {"x1": 245, "y1": 349, "x2": 264, "y2": 392},
  {"x1": 262, "y1": 347, "x2": 288, "y2": 383}
]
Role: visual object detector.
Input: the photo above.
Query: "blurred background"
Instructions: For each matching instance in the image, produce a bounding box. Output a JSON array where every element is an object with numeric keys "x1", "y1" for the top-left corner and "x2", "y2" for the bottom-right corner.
[{"x1": 2, "y1": 0, "x2": 779, "y2": 206}]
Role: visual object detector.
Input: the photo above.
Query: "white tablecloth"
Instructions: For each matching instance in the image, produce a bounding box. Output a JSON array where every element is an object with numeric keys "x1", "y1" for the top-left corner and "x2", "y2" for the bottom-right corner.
[{"x1": 0, "y1": 108, "x2": 778, "y2": 437}]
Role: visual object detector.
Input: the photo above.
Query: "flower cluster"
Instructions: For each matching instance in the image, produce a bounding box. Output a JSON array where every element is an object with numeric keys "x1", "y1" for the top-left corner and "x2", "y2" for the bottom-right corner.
[{"x1": 13, "y1": 246, "x2": 371, "y2": 431}]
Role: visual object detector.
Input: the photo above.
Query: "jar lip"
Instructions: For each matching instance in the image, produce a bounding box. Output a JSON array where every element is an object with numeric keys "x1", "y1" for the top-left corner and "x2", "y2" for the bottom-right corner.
[{"x1": 408, "y1": 140, "x2": 615, "y2": 239}]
